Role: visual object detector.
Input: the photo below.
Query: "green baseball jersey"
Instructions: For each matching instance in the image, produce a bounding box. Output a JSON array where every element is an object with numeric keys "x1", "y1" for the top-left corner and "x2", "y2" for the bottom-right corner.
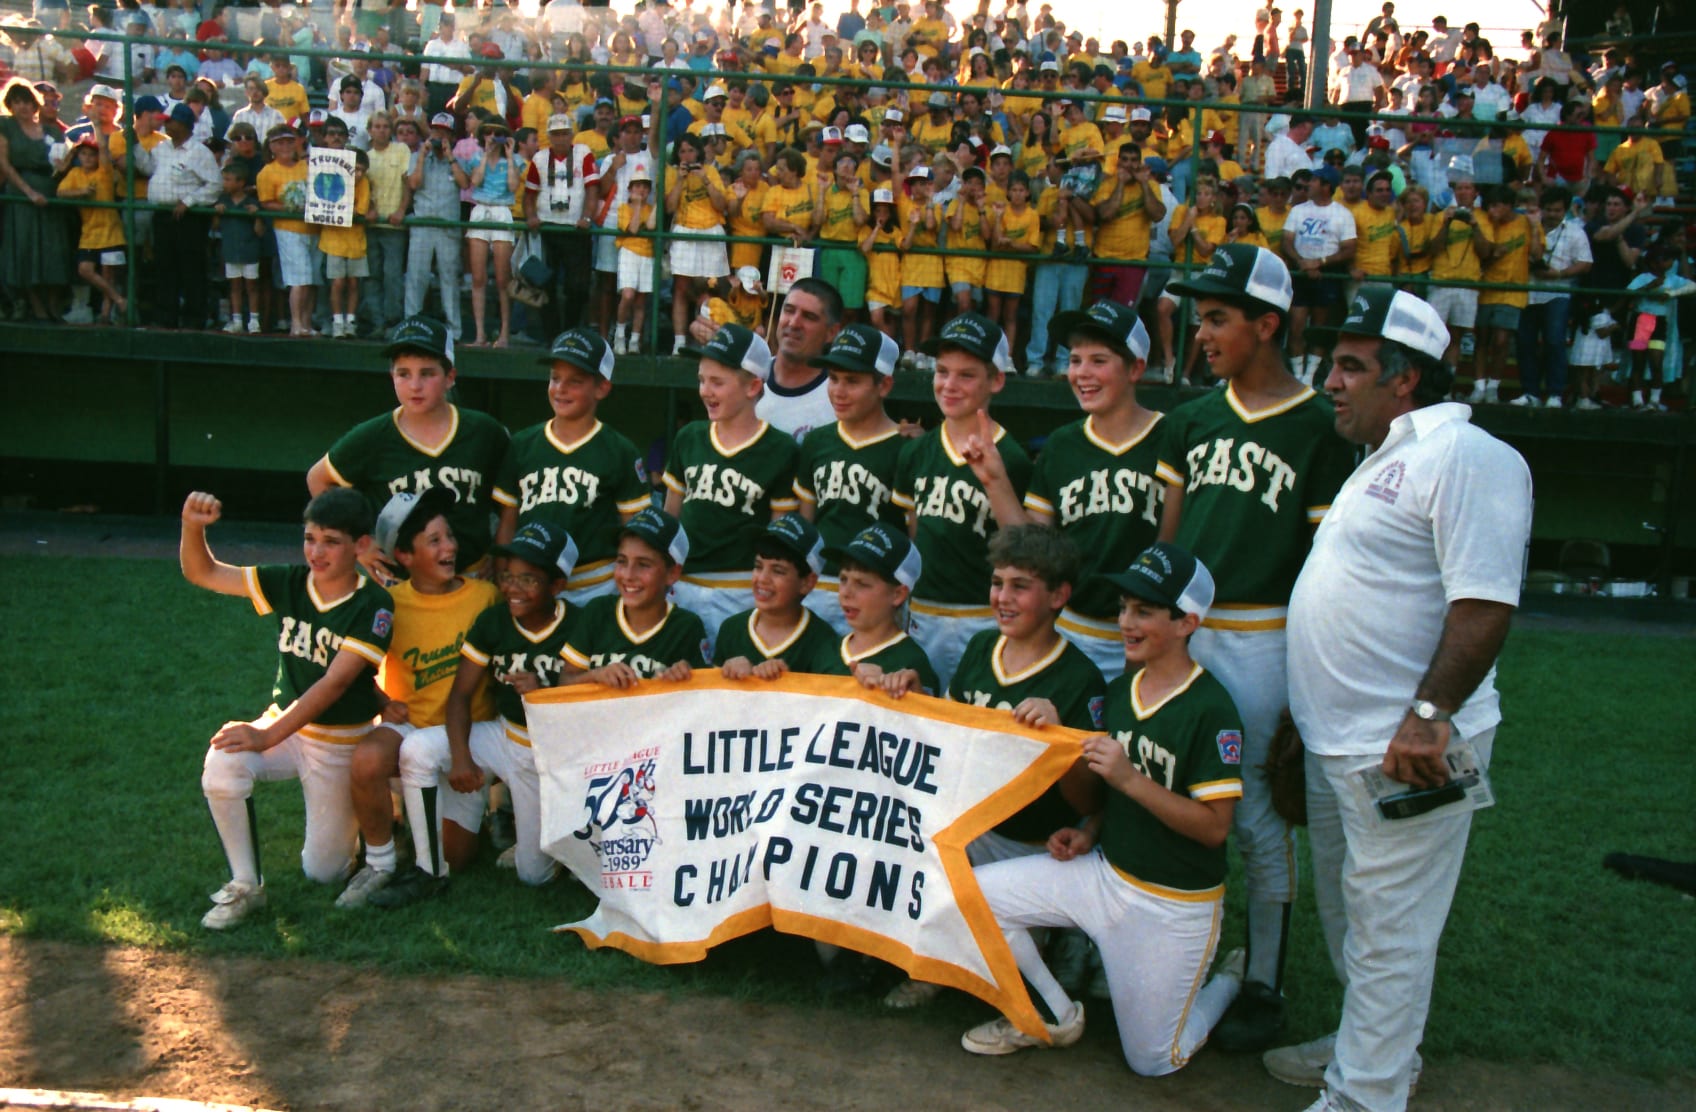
[
  {"x1": 460, "y1": 599, "x2": 576, "y2": 731},
  {"x1": 793, "y1": 422, "x2": 907, "y2": 574},
  {"x1": 243, "y1": 564, "x2": 394, "y2": 733},
  {"x1": 893, "y1": 423, "x2": 1032, "y2": 605},
  {"x1": 949, "y1": 631, "x2": 1106, "y2": 844},
  {"x1": 561, "y1": 596, "x2": 710, "y2": 677},
  {"x1": 829, "y1": 631, "x2": 942, "y2": 696},
  {"x1": 492, "y1": 420, "x2": 652, "y2": 588},
  {"x1": 1025, "y1": 414, "x2": 1174, "y2": 620},
  {"x1": 1159, "y1": 385, "x2": 1354, "y2": 611},
  {"x1": 1098, "y1": 664, "x2": 1244, "y2": 892},
  {"x1": 712, "y1": 607, "x2": 841, "y2": 674},
  {"x1": 323, "y1": 405, "x2": 511, "y2": 568},
  {"x1": 663, "y1": 421, "x2": 800, "y2": 574}
]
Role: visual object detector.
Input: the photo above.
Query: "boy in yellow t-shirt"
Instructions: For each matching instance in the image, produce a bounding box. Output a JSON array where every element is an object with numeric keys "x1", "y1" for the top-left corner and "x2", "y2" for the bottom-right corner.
[
  {"x1": 318, "y1": 150, "x2": 373, "y2": 339},
  {"x1": 257, "y1": 126, "x2": 316, "y2": 335},
  {"x1": 863, "y1": 188, "x2": 906, "y2": 339},
  {"x1": 55, "y1": 135, "x2": 128, "y2": 322},
  {"x1": 338, "y1": 489, "x2": 501, "y2": 909},
  {"x1": 899, "y1": 165, "x2": 945, "y2": 357}
]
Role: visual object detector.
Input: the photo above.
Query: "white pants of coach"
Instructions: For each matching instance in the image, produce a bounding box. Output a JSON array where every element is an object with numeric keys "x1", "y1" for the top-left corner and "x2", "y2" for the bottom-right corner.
[{"x1": 1306, "y1": 727, "x2": 1495, "y2": 1112}]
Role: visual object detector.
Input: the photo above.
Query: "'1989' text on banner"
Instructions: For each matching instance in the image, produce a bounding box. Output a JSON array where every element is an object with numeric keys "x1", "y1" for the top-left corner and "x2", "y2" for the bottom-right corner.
[{"x1": 525, "y1": 672, "x2": 1086, "y2": 1038}]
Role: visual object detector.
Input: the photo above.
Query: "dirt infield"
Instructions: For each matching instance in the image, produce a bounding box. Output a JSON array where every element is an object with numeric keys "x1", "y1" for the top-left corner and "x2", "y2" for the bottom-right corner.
[{"x1": 3, "y1": 938, "x2": 1692, "y2": 1112}]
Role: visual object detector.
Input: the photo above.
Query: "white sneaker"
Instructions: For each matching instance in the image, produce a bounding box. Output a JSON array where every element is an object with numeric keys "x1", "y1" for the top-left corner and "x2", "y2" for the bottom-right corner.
[
  {"x1": 1630, "y1": 391, "x2": 1645, "y2": 409},
  {"x1": 1575, "y1": 398, "x2": 1601, "y2": 410},
  {"x1": 62, "y1": 304, "x2": 96, "y2": 325},
  {"x1": 613, "y1": 333, "x2": 629, "y2": 355},
  {"x1": 335, "y1": 864, "x2": 393, "y2": 909},
  {"x1": 1509, "y1": 394, "x2": 1539, "y2": 407},
  {"x1": 222, "y1": 318, "x2": 244, "y2": 334},
  {"x1": 672, "y1": 336, "x2": 687, "y2": 355},
  {"x1": 246, "y1": 316, "x2": 263, "y2": 335},
  {"x1": 495, "y1": 845, "x2": 517, "y2": 870},
  {"x1": 1484, "y1": 381, "x2": 1499, "y2": 403},
  {"x1": 961, "y1": 1000, "x2": 1084, "y2": 1056},
  {"x1": 201, "y1": 880, "x2": 265, "y2": 930},
  {"x1": 1545, "y1": 396, "x2": 1563, "y2": 409},
  {"x1": 1264, "y1": 1031, "x2": 1421, "y2": 1092},
  {"x1": 1465, "y1": 380, "x2": 1487, "y2": 403},
  {"x1": 1144, "y1": 363, "x2": 1172, "y2": 385}
]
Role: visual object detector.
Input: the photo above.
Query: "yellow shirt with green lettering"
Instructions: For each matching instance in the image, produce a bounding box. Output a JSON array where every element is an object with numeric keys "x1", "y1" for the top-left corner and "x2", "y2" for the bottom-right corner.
[
  {"x1": 987, "y1": 203, "x2": 1041, "y2": 294},
  {"x1": 378, "y1": 577, "x2": 501, "y2": 729},
  {"x1": 899, "y1": 195, "x2": 944, "y2": 287},
  {"x1": 1347, "y1": 199, "x2": 1400, "y2": 276},
  {"x1": 1477, "y1": 212, "x2": 1532, "y2": 308}
]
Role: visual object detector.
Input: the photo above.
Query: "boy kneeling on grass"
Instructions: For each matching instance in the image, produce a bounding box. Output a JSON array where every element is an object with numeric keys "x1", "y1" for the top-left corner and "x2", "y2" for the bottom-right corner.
[
  {"x1": 183, "y1": 488, "x2": 394, "y2": 930},
  {"x1": 338, "y1": 489, "x2": 500, "y2": 909},
  {"x1": 381, "y1": 522, "x2": 580, "y2": 905},
  {"x1": 960, "y1": 542, "x2": 1248, "y2": 1075}
]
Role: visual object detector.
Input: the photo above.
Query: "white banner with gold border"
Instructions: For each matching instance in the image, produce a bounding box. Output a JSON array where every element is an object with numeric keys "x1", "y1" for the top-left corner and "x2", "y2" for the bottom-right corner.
[{"x1": 526, "y1": 672, "x2": 1084, "y2": 1039}]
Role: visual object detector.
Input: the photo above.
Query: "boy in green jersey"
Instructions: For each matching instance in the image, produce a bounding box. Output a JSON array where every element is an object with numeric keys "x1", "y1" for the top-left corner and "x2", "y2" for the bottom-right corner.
[
  {"x1": 383, "y1": 522, "x2": 581, "y2": 905},
  {"x1": 561, "y1": 508, "x2": 710, "y2": 685},
  {"x1": 663, "y1": 323, "x2": 800, "y2": 660},
  {"x1": 881, "y1": 523, "x2": 1103, "y2": 1010},
  {"x1": 1158, "y1": 244, "x2": 1355, "y2": 1050},
  {"x1": 961, "y1": 542, "x2": 1246, "y2": 1073},
  {"x1": 1027, "y1": 300, "x2": 1177, "y2": 679},
  {"x1": 184, "y1": 488, "x2": 394, "y2": 930},
  {"x1": 795, "y1": 323, "x2": 907, "y2": 636},
  {"x1": 307, "y1": 317, "x2": 510, "y2": 580},
  {"x1": 713, "y1": 513, "x2": 841, "y2": 679},
  {"x1": 824, "y1": 521, "x2": 939, "y2": 696},
  {"x1": 893, "y1": 312, "x2": 1032, "y2": 689},
  {"x1": 339, "y1": 489, "x2": 501, "y2": 910},
  {"x1": 492, "y1": 328, "x2": 652, "y2": 606}
]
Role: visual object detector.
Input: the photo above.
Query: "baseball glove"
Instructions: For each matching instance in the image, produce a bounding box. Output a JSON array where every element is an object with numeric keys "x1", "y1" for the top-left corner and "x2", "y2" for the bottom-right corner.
[{"x1": 1263, "y1": 709, "x2": 1307, "y2": 827}]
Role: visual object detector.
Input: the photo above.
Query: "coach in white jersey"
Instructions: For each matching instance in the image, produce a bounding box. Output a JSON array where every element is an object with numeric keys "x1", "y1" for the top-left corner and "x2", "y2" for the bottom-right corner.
[
  {"x1": 756, "y1": 277, "x2": 842, "y2": 442},
  {"x1": 1273, "y1": 288, "x2": 1531, "y2": 1112}
]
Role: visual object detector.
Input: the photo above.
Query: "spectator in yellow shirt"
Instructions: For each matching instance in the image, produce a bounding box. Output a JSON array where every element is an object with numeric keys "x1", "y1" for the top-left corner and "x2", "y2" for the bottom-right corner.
[
  {"x1": 1349, "y1": 171, "x2": 1401, "y2": 287},
  {"x1": 1469, "y1": 184, "x2": 1542, "y2": 403},
  {"x1": 56, "y1": 135, "x2": 127, "y2": 322},
  {"x1": 899, "y1": 164, "x2": 944, "y2": 352}
]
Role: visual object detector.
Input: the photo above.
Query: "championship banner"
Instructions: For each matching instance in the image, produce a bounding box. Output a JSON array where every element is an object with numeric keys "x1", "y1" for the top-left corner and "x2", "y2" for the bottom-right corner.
[
  {"x1": 766, "y1": 246, "x2": 816, "y2": 295},
  {"x1": 304, "y1": 147, "x2": 356, "y2": 227},
  {"x1": 526, "y1": 672, "x2": 1084, "y2": 1038}
]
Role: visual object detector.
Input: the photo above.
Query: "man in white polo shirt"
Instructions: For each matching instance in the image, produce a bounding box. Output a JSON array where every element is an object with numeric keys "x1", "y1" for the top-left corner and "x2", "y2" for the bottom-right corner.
[{"x1": 1271, "y1": 287, "x2": 1532, "y2": 1112}]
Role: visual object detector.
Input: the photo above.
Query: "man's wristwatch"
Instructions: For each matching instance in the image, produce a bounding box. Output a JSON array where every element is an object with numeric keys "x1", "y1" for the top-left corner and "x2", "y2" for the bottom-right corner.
[{"x1": 1410, "y1": 699, "x2": 1452, "y2": 723}]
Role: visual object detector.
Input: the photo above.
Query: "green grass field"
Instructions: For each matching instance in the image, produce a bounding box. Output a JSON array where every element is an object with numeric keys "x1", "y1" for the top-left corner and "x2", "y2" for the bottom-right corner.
[{"x1": 2, "y1": 556, "x2": 1693, "y2": 1076}]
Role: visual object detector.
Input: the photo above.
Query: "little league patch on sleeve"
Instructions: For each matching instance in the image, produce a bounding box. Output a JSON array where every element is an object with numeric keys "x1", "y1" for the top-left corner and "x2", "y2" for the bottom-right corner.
[
  {"x1": 1088, "y1": 696, "x2": 1105, "y2": 730},
  {"x1": 1216, "y1": 730, "x2": 1242, "y2": 765},
  {"x1": 373, "y1": 609, "x2": 394, "y2": 638}
]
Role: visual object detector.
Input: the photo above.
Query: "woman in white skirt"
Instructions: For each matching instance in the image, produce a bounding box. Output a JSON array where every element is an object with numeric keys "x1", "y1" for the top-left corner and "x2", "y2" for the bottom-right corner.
[
  {"x1": 461, "y1": 120, "x2": 526, "y2": 348},
  {"x1": 666, "y1": 132, "x2": 731, "y2": 355}
]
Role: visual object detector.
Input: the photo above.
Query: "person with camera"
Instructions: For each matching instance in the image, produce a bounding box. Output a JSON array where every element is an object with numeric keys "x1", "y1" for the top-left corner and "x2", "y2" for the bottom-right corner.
[
  {"x1": 524, "y1": 113, "x2": 602, "y2": 337},
  {"x1": 461, "y1": 120, "x2": 527, "y2": 349},
  {"x1": 1513, "y1": 185, "x2": 1591, "y2": 408},
  {"x1": 666, "y1": 132, "x2": 732, "y2": 356},
  {"x1": 404, "y1": 112, "x2": 467, "y2": 338}
]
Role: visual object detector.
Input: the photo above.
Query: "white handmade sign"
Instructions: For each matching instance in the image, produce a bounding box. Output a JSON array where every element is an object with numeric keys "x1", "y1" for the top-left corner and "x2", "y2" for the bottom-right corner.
[
  {"x1": 526, "y1": 672, "x2": 1085, "y2": 1039},
  {"x1": 304, "y1": 147, "x2": 356, "y2": 227}
]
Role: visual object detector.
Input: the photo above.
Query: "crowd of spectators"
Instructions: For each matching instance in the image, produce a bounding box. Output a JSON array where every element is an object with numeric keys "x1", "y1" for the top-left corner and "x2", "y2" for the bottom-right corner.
[{"x1": 0, "y1": 0, "x2": 1691, "y2": 407}]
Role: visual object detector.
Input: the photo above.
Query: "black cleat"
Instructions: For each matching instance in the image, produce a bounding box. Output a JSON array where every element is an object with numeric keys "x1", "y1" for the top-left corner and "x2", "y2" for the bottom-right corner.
[
  {"x1": 368, "y1": 866, "x2": 449, "y2": 909},
  {"x1": 1211, "y1": 980, "x2": 1287, "y2": 1052}
]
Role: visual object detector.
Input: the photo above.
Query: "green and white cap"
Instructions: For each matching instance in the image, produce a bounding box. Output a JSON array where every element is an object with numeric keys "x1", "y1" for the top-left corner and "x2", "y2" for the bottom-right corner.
[
  {"x1": 383, "y1": 315, "x2": 455, "y2": 366},
  {"x1": 921, "y1": 311, "x2": 1014, "y2": 374},
  {"x1": 824, "y1": 521, "x2": 922, "y2": 589},
  {"x1": 619, "y1": 506, "x2": 690, "y2": 566},
  {"x1": 811, "y1": 322, "x2": 901, "y2": 377},
  {"x1": 491, "y1": 520, "x2": 580, "y2": 579},
  {"x1": 1167, "y1": 243, "x2": 1293, "y2": 314},
  {"x1": 539, "y1": 326, "x2": 616, "y2": 379},
  {"x1": 1096, "y1": 542, "x2": 1214, "y2": 619},
  {"x1": 1326, "y1": 286, "x2": 1451, "y2": 364},
  {"x1": 1049, "y1": 298, "x2": 1150, "y2": 361},
  {"x1": 761, "y1": 512, "x2": 824, "y2": 575},
  {"x1": 373, "y1": 487, "x2": 456, "y2": 562},
  {"x1": 684, "y1": 323, "x2": 772, "y2": 380}
]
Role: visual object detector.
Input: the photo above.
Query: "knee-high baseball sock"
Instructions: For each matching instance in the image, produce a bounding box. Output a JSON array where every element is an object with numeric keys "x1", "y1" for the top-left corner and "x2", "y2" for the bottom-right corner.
[
  {"x1": 402, "y1": 784, "x2": 445, "y2": 877},
  {"x1": 364, "y1": 837, "x2": 397, "y2": 874},
  {"x1": 1005, "y1": 927, "x2": 1069, "y2": 1023},
  {"x1": 1246, "y1": 899, "x2": 1292, "y2": 990},
  {"x1": 208, "y1": 796, "x2": 261, "y2": 886}
]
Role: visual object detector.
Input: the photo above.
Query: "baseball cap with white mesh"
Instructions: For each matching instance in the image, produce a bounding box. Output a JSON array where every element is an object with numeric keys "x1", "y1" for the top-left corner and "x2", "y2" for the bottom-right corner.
[
  {"x1": 1167, "y1": 243, "x2": 1294, "y2": 313},
  {"x1": 1334, "y1": 288, "x2": 1450, "y2": 364}
]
